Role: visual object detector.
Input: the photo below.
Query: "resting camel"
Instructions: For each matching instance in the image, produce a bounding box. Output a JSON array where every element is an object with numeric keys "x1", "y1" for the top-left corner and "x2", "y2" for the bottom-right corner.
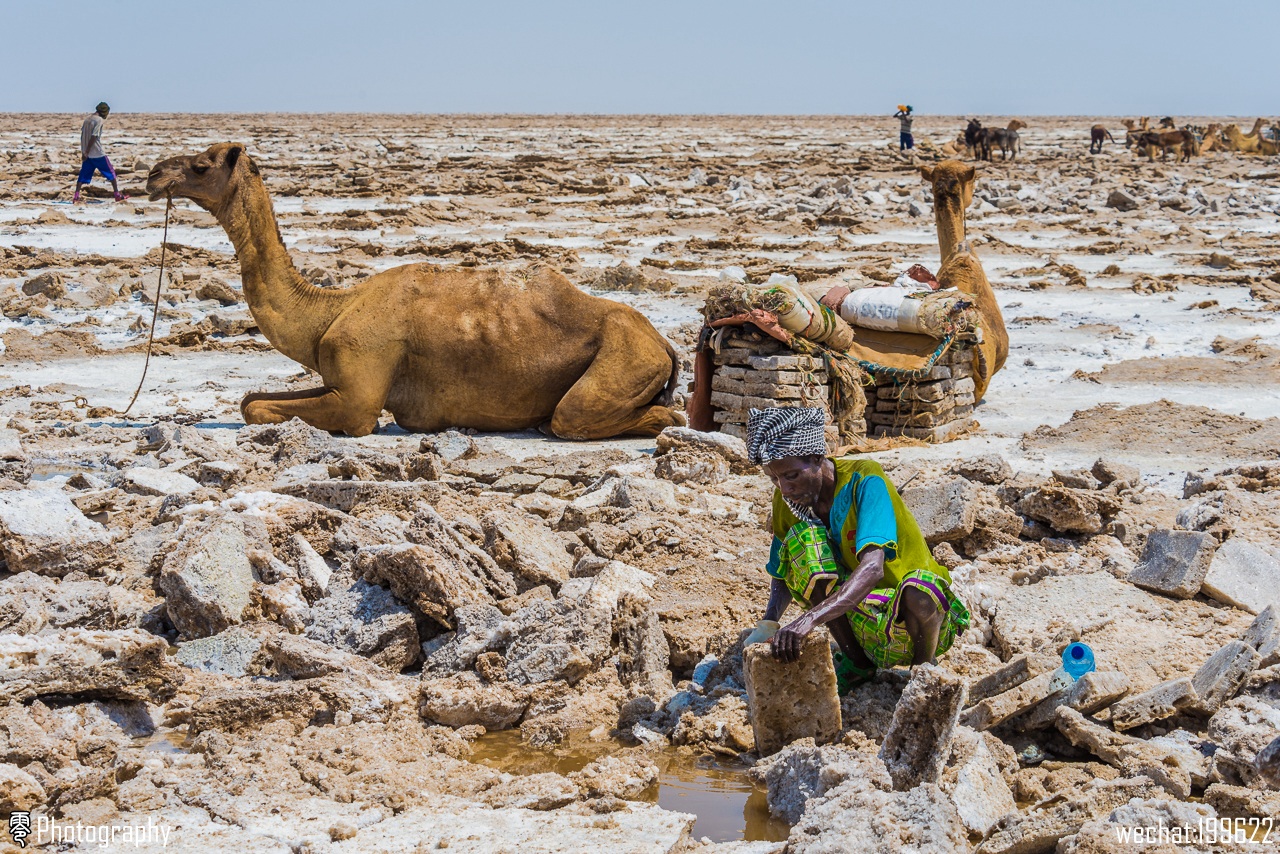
[
  {"x1": 146, "y1": 143, "x2": 683, "y2": 439},
  {"x1": 1198, "y1": 124, "x2": 1226, "y2": 154},
  {"x1": 917, "y1": 161, "x2": 1008, "y2": 400},
  {"x1": 1223, "y1": 119, "x2": 1269, "y2": 154},
  {"x1": 1089, "y1": 124, "x2": 1117, "y2": 154},
  {"x1": 1135, "y1": 130, "x2": 1196, "y2": 163}
]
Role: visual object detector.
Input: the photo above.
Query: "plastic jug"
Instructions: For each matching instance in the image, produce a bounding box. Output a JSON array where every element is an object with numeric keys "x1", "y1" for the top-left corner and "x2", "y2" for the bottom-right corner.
[{"x1": 1061, "y1": 642, "x2": 1096, "y2": 681}]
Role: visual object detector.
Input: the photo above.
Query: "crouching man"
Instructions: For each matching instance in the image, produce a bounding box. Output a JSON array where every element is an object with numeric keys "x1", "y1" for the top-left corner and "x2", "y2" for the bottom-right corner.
[{"x1": 742, "y1": 407, "x2": 970, "y2": 693}]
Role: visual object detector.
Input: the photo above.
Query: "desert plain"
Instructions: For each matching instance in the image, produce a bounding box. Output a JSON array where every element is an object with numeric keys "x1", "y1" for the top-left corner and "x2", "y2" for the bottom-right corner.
[{"x1": 0, "y1": 113, "x2": 1278, "y2": 852}]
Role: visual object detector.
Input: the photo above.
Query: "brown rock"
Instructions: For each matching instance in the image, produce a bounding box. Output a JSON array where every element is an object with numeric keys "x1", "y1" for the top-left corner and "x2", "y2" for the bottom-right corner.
[
  {"x1": 482, "y1": 510, "x2": 573, "y2": 593},
  {"x1": 0, "y1": 628, "x2": 179, "y2": 705},
  {"x1": 420, "y1": 672, "x2": 530, "y2": 730},
  {"x1": 1109, "y1": 677, "x2": 1198, "y2": 731}
]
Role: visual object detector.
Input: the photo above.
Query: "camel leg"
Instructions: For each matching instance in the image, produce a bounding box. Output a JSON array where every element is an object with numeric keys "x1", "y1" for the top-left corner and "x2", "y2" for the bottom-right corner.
[
  {"x1": 548, "y1": 319, "x2": 684, "y2": 440},
  {"x1": 241, "y1": 387, "x2": 330, "y2": 408},
  {"x1": 241, "y1": 343, "x2": 399, "y2": 437}
]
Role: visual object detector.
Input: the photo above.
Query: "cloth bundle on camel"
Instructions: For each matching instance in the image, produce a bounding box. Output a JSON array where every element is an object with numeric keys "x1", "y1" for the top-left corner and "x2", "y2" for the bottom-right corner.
[
  {"x1": 689, "y1": 260, "x2": 1001, "y2": 437},
  {"x1": 702, "y1": 268, "x2": 983, "y2": 352}
]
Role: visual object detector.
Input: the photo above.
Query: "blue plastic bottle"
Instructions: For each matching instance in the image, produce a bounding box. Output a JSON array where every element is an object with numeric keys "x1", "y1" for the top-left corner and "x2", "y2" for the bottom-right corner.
[{"x1": 1062, "y1": 642, "x2": 1096, "y2": 680}]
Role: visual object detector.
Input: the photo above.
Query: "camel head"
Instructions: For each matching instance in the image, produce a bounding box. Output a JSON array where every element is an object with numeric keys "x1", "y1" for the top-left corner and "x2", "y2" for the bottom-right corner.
[
  {"x1": 1122, "y1": 119, "x2": 1136, "y2": 131},
  {"x1": 920, "y1": 160, "x2": 976, "y2": 209},
  {"x1": 146, "y1": 143, "x2": 258, "y2": 211},
  {"x1": 1008, "y1": 119, "x2": 1027, "y2": 132}
]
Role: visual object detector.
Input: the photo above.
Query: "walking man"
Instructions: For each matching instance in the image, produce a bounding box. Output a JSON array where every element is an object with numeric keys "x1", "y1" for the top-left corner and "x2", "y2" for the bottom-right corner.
[
  {"x1": 895, "y1": 105, "x2": 915, "y2": 151},
  {"x1": 75, "y1": 102, "x2": 126, "y2": 203}
]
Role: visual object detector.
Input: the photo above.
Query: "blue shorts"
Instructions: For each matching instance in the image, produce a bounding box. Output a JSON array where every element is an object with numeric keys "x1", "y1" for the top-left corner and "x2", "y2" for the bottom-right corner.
[
  {"x1": 77, "y1": 156, "x2": 116, "y2": 183},
  {"x1": 899, "y1": 133, "x2": 914, "y2": 150}
]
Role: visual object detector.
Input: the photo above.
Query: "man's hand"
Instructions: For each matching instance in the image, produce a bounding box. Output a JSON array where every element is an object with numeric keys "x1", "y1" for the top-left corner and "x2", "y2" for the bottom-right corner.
[{"x1": 772, "y1": 612, "x2": 818, "y2": 662}]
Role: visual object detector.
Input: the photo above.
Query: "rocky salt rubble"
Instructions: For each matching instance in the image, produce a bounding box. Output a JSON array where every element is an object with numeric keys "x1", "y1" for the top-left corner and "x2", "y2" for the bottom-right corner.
[
  {"x1": 0, "y1": 413, "x2": 1276, "y2": 851},
  {"x1": 2, "y1": 114, "x2": 1280, "y2": 849}
]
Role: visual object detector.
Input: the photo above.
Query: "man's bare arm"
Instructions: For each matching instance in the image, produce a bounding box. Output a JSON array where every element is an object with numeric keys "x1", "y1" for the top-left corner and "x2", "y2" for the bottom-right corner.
[
  {"x1": 772, "y1": 548, "x2": 885, "y2": 661},
  {"x1": 763, "y1": 577, "x2": 792, "y2": 623}
]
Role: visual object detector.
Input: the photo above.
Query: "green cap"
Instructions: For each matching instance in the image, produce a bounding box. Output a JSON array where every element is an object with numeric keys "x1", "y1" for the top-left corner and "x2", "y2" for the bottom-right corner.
[{"x1": 96, "y1": 102, "x2": 110, "y2": 114}]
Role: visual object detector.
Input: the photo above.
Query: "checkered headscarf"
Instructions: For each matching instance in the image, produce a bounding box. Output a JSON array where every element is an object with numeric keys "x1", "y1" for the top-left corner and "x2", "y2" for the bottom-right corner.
[{"x1": 746, "y1": 407, "x2": 828, "y2": 466}]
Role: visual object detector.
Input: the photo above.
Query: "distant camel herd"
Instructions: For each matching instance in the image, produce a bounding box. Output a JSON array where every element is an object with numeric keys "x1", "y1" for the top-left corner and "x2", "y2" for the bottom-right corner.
[{"x1": 936, "y1": 116, "x2": 1278, "y2": 163}]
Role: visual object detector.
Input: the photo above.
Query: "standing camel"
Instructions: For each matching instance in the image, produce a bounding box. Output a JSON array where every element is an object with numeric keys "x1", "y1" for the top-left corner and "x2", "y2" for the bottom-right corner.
[
  {"x1": 1089, "y1": 125, "x2": 1117, "y2": 153},
  {"x1": 146, "y1": 143, "x2": 684, "y2": 439},
  {"x1": 975, "y1": 120, "x2": 1027, "y2": 161},
  {"x1": 917, "y1": 161, "x2": 1008, "y2": 400},
  {"x1": 1122, "y1": 118, "x2": 1151, "y2": 148},
  {"x1": 1135, "y1": 130, "x2": 1196, "y2": 163}
]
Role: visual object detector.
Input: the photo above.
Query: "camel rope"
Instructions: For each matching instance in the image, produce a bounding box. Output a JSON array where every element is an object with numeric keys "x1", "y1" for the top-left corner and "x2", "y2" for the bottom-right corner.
[{"x1": 119, "y1": 192, "x2": 172, "y2": 418}]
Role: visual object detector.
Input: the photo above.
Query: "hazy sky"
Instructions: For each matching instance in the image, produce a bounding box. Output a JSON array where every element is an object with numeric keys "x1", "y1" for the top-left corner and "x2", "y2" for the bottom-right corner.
[{"x1": 4, "y1": 0, "x2": 1274, "y2": 115}]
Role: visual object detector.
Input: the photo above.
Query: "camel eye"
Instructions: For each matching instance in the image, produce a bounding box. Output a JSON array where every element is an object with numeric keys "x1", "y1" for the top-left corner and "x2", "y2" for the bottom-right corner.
[{"x1": 192, "y1": 163, "x2": 209, "y2": 175}]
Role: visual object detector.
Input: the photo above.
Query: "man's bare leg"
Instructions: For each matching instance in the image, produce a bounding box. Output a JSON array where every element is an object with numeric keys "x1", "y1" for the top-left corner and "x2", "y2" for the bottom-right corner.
[{"x1": 901, "y1": 587, "x2": 943, "y2": 665}]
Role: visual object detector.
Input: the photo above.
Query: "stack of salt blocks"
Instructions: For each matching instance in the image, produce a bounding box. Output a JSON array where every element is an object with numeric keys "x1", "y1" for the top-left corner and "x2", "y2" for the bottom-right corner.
[
  {"x1": 868, "y1": 344, "x2": 976, "y2": 442},
  {"x1": 708, "y1": 334, "x2": 864, "y2": 447}
]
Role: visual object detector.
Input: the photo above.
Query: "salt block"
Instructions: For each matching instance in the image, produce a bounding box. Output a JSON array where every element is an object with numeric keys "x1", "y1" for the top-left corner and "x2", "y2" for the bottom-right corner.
[
  {"x1": 902, "y1": 477, "x2": 977, "y2": 544},
  {"x1": 743, "y1": 630, "x2": 841, "y2": 756},
  {"x1": 1109, "y1": 676, "x2": 1197, "y2": 731},
  {"x1": 1127, "y1": 529, "x2": 1216, "y2": 599},
  {"x1": 1188, "y1": 640, "x2": 1259, "y2": 716},
  {"x1": 878, "y1": 663, "x2": 967, "y2": 790},
  {"x1": 1201, "y1": 538, "x2": 1280, "y2": 615},
  {"x1": 961, "y1": 667, "x2": 1072, "y2": 731},
  {"x1": 1053, "y1": 707, "x2": 1193, "y2": 799},
  {"x1": 1242, "y1": 603, "x2": 1280, "y2": 668},
  {"x1": 966, "y1": 650, "x2": 1060, "y2": 707},
  {"x1": 1024, "y1": 670, "x2": 1132, "y2": 730}
]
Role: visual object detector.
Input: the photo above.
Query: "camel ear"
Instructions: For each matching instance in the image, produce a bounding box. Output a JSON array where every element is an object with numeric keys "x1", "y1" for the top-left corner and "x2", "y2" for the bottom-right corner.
[
  {"x1": 225, "y1": 145, "x2": 243, "y2": 171},
  {"x1": 961, "y1": 165, "x2": 976, "y2": 183},
  {"x1": 919, "y1": 166, "x2": 935, "y2": 182}
]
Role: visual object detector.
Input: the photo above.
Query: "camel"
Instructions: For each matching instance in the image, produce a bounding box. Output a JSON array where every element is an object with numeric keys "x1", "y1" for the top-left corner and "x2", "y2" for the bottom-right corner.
[
  {"x1": 964, "y1": 119, "x2": 984, "y2": 159},
  {"x1": 1121, "y1": 118, "x2": 1151, "y2": 148},
  {"x1": 917, "y1": 161, "x2": 1008, "y2": 400},
  {"x1": 145, "y1": 143, "x2": 684, "y2": 439},
  {"x1": 1223, "y1": 119, "x2": 1269, "y2": 154},
  {"x1": 1263, "y1": 126, "x2": 1280, "y2": 156},
  {"x1": 939, "y1": 133, "x2": 971, "y2": 158},
  {"x1": 1198, "y1": 123, "x2": 1226, "y2": 154},
  {"x1": 975, "y1": 120, "x2": 1026, "y2": 161},
  {"x1": 1135, "y1": 130, "x2": 1196, "y2": 163},
  {"x1": 1089, "y1": 124, "x2": 1117, "y2": 154}
]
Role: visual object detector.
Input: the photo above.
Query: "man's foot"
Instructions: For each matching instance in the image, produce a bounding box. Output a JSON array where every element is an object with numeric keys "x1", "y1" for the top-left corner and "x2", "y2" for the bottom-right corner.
[
  {"x1": 72, "y1": 192, "x2": 82, "y2": 203},
  {"x1": 113, "y1": 192, "x2": 128, "y2": 202},
  {"x1": 833, "y1": 651, "x2": 876, "y2": 695}
]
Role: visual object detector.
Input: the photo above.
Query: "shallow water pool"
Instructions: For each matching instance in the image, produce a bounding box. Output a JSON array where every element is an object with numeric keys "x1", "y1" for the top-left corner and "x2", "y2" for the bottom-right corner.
[{"x1": 469, "y1": 730, "x2": 789, "y2": 843}]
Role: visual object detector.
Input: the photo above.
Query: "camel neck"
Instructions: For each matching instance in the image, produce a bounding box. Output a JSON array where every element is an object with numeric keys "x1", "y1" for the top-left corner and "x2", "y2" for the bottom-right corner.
[
  {"x1": 933, "y1": 193, "x2": 966, "y2": 263},
  {"x1": 214, "y1": 177, "x2": 343, "y2": 369}
]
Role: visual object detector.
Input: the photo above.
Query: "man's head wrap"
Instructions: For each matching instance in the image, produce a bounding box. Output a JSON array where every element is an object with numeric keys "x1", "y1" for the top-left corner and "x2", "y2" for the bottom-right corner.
[
  {"x1": 746, "y1": 407, "x2": 827, "y2": 465},
  {"x1": 96, "y1": 102, "x2": 110, "y2": 114}
]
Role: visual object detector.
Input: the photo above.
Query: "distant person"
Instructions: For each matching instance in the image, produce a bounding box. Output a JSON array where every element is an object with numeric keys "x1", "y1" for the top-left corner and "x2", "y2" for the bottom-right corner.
[
  {"x1": 895, "y1": 105, "x2": 914, "y2": 151},
  {"x1": 75, "y1": 102, "x2": 126, "y2": 203}
]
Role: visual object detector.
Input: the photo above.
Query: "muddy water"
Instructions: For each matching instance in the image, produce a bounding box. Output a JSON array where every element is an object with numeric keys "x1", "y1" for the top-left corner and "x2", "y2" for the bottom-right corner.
[{"x1": 469, "y1": 730, "x2": 790, "y2": 843}]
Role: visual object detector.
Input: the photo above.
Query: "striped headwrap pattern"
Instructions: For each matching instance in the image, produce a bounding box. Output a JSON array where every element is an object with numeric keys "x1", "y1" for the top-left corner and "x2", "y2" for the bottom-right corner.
[{"x1": 746, "y1": 407, "x2": 828, "y2": 466}]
